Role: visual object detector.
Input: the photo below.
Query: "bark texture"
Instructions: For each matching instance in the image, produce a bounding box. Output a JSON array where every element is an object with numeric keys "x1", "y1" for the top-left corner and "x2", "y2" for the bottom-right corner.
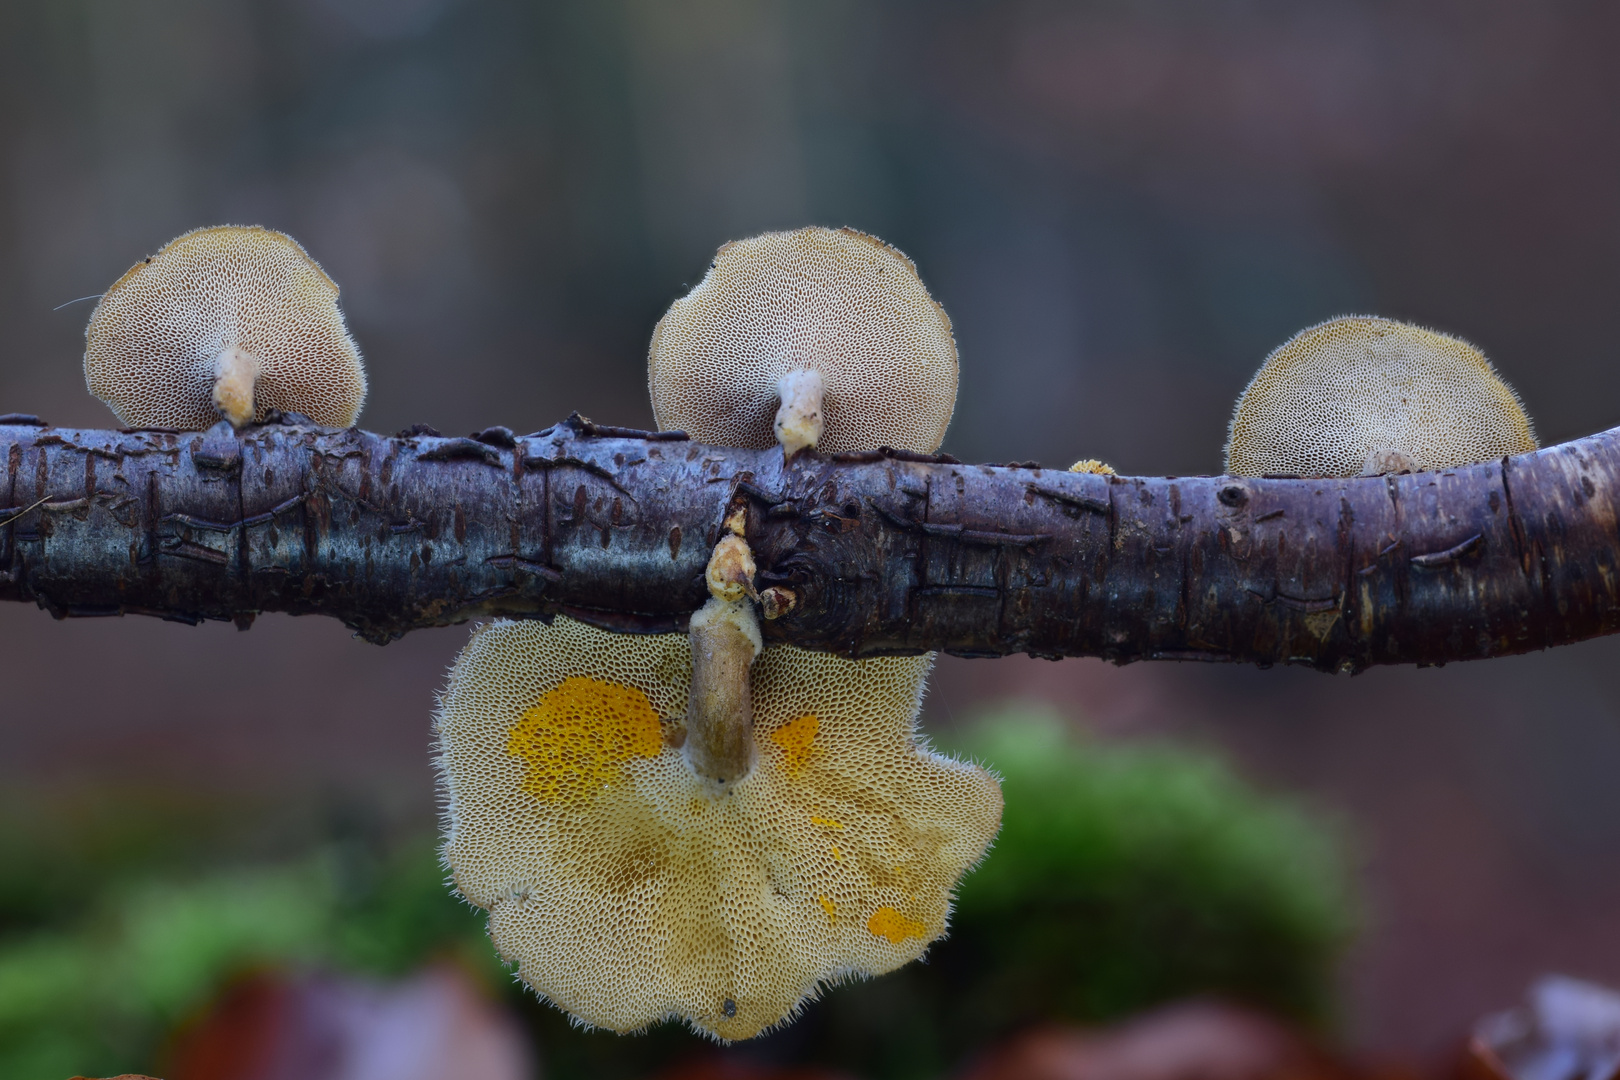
[{"x1": 3, "y1": 413, "x2": 1618, "y2": 672}]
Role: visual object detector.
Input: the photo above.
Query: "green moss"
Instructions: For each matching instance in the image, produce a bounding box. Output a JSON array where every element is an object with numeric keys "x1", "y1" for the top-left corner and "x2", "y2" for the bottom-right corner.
[{"x1": 944, "y1": 706, "x2": 1353, "y2": 1030}]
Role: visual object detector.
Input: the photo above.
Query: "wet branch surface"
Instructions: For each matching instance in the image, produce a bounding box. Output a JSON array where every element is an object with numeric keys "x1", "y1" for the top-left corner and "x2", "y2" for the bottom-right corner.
[{"x1": 3, "y1": 413, "x2": 1618, "y2": 672}]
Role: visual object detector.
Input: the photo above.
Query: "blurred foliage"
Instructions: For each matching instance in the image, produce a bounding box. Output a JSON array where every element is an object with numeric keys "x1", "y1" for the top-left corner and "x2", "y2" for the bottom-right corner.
[
  {"x1": 0, "y1": 705, "x2": 1353, "y2": 1080},
  {"x1": 0, "y1": 799, "x2": 494, "y2": 1080}
]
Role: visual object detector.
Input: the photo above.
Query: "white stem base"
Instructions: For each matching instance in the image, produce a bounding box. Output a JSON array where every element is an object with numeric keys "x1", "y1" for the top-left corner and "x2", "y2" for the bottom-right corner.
[
  {"x1": 212, "y1": 346, "x2": 262, "y2": 428},
  {"x1": 773, "y1": 369, "x2": 825, "y2": 457},
  {"x1": 1361, "y1": 447, "x2": 1419, "y2": 476}
]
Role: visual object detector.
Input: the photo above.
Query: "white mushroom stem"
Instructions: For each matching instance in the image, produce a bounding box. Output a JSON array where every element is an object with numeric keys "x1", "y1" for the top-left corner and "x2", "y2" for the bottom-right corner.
[
  {"x1": 773, "y1": 368, "x2": 825, "y2": 458},
  {"x1": 211, "y1": 345, "x2": 262, "y2": 428},
  {"x1": 686, "y1": 596, "x2": 762, "y2": 784},
  {"x1": 1361, "y1": 447, "x2": 1420, "y2": 476}
]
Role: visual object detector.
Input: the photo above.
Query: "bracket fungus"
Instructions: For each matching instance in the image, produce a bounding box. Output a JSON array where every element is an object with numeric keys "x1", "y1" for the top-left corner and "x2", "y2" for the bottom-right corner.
[
  {"x1": 1225, "y1": 315, "x2": 1537, "y2": 477},
  {"x1": 435, "y1": 615, "x2": 1001, "y2": 1041},
  {"x1": 84, "y1": 225, "x2": 366, "y2": 430},
  {"x1": 647, "y1": 226, "x2": 959, "y2": 457}
]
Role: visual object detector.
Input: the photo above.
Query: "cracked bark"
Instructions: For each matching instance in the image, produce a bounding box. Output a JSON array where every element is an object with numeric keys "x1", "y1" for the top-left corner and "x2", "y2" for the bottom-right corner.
[{"x1": 2, "y1": 413, "x2": 1618, "y2": 673}]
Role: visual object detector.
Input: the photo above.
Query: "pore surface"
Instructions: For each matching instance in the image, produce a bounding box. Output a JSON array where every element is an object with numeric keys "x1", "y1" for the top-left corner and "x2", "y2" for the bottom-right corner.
[
  {"x1": 1225, "y1": 315, "x2": 1536, "y2": 477},
  {"x1": 435, "y1": 616, "x2": 1001, "y2": 1041}
]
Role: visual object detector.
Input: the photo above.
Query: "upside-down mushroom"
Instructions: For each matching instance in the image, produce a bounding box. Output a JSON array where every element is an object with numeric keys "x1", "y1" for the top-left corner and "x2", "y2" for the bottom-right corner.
[
  {"x1": 435, "y1": 616, "x2": 1001, "y2": 1042},
  {"x1": 84, "y1": 225, "x2": 366, "y2": 430},
  {"x1": 648, "y1": 226, "x2": 958, "y2": 457},
  {"x1": 1225, "y1": 315, "x2": 1537, "y2": 477}
]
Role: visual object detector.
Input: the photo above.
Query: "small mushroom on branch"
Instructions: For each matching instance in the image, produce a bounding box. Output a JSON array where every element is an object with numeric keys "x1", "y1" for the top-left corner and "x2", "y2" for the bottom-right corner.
[
  {"x1": 1225, "y1": 315, "x2": 1537, "y2": 477},
  {"x1": 84, "y1": 225, "x2": 366, "y2": 430},
  {"x1": 435, "y1": 615, "x2": 1001, "y2": 1042},
  {"x1": 648, "y1": 226, "x2": 958, "y2": 457}
]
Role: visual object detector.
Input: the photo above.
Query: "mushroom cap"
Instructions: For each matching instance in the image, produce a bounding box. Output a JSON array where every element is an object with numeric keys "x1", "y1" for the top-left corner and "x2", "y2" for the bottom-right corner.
[
  {"x1": 1225, "y1": 315, "x2": 1537, "y2": 477},
  {"x1": 648, "y1": 227, "x2": 959, "y2": 454},
  {"x1": 436, "y1": 615, "x2": 1002, "y2": 1041},
  {"x1": 84, "y1": 225, "x2": 366, "y2": 429}
]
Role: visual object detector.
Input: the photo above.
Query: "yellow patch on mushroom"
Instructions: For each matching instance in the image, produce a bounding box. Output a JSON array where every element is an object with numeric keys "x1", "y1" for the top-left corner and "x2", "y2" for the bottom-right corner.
[
  {"x1": 505, "y1": 676, "x2": 664, "y2": 804},
  {"x1": 866, "y1": 906, "x2": 927, "y2": 945},
  {"x1": 648, "y1": 226, "x2": 958, "y2": 454},
  {"x1": 768, "y1": 714, "x2": 819, "y2": 776},
  {"x1": 436, "y1": 615, "x2": 1001, "y2": 1042},
  {"x1": 817, "y1": 895, "x2": 837, "y2": 923},
  {"x1": 810, "y1": 815, "x2": 843, "y2": 830},
  {"x1": 84, "y1": 225, "x2": 366, "y2": 430},
  {"x1": 1225, "y1": 315, "x2": 1537, "y2": 477}
]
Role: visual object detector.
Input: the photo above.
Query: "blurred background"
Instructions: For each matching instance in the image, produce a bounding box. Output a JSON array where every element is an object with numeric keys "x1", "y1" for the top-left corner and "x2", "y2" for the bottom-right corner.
[{"x1": 3, "y1": 0, "x2": 1620, "y2": 1077}]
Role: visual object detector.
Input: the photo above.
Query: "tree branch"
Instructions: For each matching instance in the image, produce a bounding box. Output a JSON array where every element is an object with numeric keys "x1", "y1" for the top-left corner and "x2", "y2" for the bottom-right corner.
[{"x1": 3, "y1": 413, "x2": 1617, "y2": 672}]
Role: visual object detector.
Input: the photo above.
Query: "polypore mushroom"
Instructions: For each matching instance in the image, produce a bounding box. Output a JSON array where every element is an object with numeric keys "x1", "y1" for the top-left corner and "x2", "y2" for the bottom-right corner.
[
  {"x1": 1225, "y1": 315, "x2": 1537, "y2": 477},
  {"x1": 84, "y1": 225, "x2": 366, "y2": 430},
  {"x1": 647, "y1": 226, "x2": 958, "y2": 457},
  {"x1": 435, "y1": 614, "x2": 1001, "y2": 1041},
  {"x1": 1068, "y1": 459, "x2": 1115, "y2": 475},
  {"x1": 648, "y1": 223, "x2": 967, "y2": 802}
]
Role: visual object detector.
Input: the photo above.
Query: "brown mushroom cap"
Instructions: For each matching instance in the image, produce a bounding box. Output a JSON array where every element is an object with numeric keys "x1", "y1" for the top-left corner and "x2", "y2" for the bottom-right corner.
[
  {"x1": 1225, "y1": 315, "x2": 1537, "y2": 477},
  {"x1": 84, "y1": 225, "x2": 366, "y2": 429},
  {"x1": 648, "y1": 227, "x2": 958, "y2": 454},
  {"x1": 436, "y1": 615, "x2": 1002, "y2": 1042}
]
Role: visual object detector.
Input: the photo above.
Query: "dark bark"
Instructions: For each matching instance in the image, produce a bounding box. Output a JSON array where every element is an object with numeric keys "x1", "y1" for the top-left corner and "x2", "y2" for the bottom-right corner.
[{"x1": 3, "y1": 413, "x2": 1618, "y2": 673}]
